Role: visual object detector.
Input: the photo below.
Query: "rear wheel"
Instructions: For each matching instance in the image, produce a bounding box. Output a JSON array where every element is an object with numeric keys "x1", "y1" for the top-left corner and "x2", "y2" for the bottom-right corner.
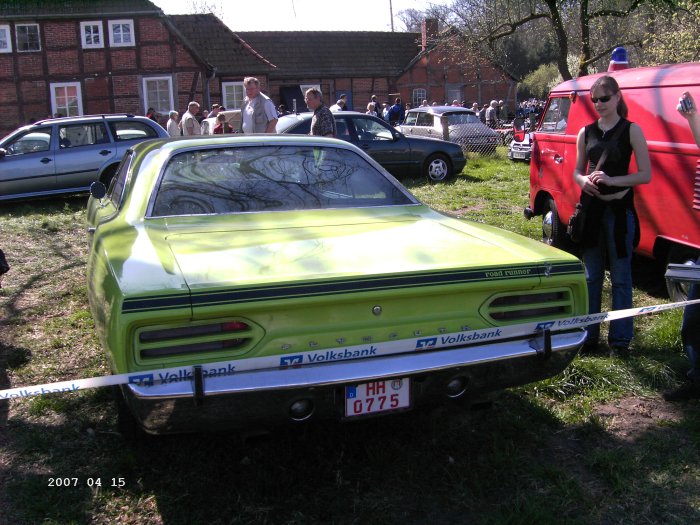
[
  {"x1": 99, "y1": 165, "x2": 118, "y2": 187},
  {"x1": 665, "y1": 245, "x2": 699, "y2": 302},
  {"x1": 423, "y1": 153, "x2": 452, "y2": 183},
  {"x1": 542, "y1": 197, "x2": 565, "y2": 248}
]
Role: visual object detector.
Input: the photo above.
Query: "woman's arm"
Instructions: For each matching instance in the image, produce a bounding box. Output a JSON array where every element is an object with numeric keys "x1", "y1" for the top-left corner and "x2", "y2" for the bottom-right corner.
[
  {"x1": 572, "y1": 126, "x2": 601, "y2": 196},
  {"x1": 678, "y1": 91, "x2": 700, "y2": 148}
]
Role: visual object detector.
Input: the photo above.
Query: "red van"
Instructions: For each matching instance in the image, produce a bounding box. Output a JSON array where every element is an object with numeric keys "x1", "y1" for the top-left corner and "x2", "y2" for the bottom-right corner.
[{"x1": 525, "y1": 61, "x2": 700, "y2": 300}]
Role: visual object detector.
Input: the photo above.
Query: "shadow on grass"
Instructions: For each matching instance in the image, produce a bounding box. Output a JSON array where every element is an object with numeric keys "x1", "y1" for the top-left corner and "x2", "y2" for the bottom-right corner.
[
  {"x1": 1, "y1": 385, "x2": 699, "y2": 525},
  {"x1": 0, "y1": 195, "x2": 88, "y2": 218}
]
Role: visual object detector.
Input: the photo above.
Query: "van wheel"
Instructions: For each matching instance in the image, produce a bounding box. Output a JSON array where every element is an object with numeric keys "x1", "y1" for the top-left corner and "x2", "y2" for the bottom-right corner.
[
  {"x1": 542, "y1": 197, "x2": 565, "y2": 248},
  {"x1": 665, "y1": 245, "x2": 699, "y2": 302},
  {"x1": 424, "y1": 154, "x2": 452, "y2": 183}
]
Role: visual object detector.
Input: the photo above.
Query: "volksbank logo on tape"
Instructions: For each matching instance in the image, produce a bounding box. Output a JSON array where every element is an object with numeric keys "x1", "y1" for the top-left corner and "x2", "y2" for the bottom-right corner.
[
  {"x1": 279, "y1": 346, "x2": 378, "y2": 366},
  {"x1": 280, "y1": 355, "x2": 304, "y2": 367},
  {"x1": 416, "y1": 337, "x2": 438, "y2": 349},
  {"x1": 128, "y1": 373, "x2": 154, "y2": 386}
]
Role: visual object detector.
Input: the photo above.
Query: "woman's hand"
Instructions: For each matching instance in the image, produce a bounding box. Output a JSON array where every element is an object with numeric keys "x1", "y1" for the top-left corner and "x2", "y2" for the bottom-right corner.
[
  {"x1": 581, "y1": 172, "x2": 601, "y2": 196},
  {"x1": 588, "y1": 169, "x2": 616, "y2": 189}
]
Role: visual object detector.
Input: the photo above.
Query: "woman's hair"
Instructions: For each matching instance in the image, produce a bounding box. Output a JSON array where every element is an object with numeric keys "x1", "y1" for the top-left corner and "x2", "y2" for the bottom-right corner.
[
  {"x1": 590, "y1": 75, "x2": 628, "y2": 118},
  {"x1": 217, "y1": 113, "x2": 226, "y2": 122},
  {"x1": 367, "y1": 102, "x2": 375, "y2": 111}
]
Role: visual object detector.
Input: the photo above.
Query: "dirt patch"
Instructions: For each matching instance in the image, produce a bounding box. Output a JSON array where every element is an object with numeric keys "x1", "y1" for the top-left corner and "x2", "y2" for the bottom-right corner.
[{"x1": 595, "y1": 396, "x2": 685, "y2": 442}]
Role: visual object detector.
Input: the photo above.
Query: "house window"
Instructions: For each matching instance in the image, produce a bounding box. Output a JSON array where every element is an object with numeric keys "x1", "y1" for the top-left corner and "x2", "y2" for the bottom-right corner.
[
  {"x1": 16, "y1": 24, "x2": 40, "y2": 52},
  {"x1": 412, "y1": 88, "x2": 426, "y2": 107},
  {"x1": 108, "y1": 19, "x2": 134, "y2": 47},
  {"x1": 222, "y1": 82, "x2": 244, "y2": 109},
  {"x1": 0, "y1": 25, "x2": 11, "y2": 53},
  {"x1": 80, "y1": 21, "x2": 103, "y2": 49},
  {"x1": 143, "y1": 76, "x2": 173, "y2": 115},
  {"x1": 51, "y1": 82, "x2": 83, "y2": 117}
]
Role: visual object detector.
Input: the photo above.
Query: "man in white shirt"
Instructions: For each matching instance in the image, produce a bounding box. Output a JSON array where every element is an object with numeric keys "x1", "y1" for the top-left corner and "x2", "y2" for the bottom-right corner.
[
  {"x1": 180, "y1": 101, "x2": 201, "y2": 136},
  {"x1": 239, "y1": 77, "x2": 278, "y2": 133}
]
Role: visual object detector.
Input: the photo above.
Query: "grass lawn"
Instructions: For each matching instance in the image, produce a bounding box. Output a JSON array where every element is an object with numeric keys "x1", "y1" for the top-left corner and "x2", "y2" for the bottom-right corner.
[{"x1": 1, "y1": 149, "x2": 698, "y2": 524}]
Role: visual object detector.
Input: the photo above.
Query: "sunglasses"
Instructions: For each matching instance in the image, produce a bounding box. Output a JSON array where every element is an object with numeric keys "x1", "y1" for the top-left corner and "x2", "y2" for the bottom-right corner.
[{"x1": 591, "y1": 95, "x2": 613, "y2": 104}]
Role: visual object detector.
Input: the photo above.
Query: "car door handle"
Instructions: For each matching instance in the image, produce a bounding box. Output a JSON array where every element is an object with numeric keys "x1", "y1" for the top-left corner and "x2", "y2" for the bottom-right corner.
[
  {"x1": 554, "y1": 154, "x2": 564, "y2": 164},
  {"x1": 99, "y1": 150, "x2": 113, "y2": 156},
  {"x1": 40, "y1": 157, "x2": 52, "y2": 164}
]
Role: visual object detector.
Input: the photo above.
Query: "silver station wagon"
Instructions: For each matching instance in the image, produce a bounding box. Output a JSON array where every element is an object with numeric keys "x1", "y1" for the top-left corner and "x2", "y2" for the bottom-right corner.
[
  {"x1": 0, "y1": 114, "x2": 168, "y2": 201},
  {"x1": 399, "y1": 106, "x2": 500, "y2": 155}
]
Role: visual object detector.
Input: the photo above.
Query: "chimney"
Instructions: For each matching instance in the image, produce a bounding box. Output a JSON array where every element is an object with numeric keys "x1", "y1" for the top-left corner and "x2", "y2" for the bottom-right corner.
[{"x1": 421, "y1": 18, "x2": 439, "y2": 51}]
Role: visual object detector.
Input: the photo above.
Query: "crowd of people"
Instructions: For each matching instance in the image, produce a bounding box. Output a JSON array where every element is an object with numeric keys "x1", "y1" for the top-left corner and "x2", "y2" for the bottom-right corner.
[{"x1": 150, "y1": 79, "x2": 553, "y2": 139}]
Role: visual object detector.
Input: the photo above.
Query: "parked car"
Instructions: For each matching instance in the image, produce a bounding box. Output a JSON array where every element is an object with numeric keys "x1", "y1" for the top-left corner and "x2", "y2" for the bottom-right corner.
[
  {"x1": 86, "y1": 134, "x2": 587, "y2": 435},
  {"x1": 0, "y1": 114, "x2": 168, "y2": 201},
  {"x1": 276, "y1": 111, "x2": 466, "y2": 182},
  {"x1": 398, "y1": 106, "x2": 500, "y2": 155},
  {"x1": 200, "y1": 109, "x2": 242, "y2": 135},
  {"x1": 508, "y1": 116, "x2": 536, "y2": 163}
]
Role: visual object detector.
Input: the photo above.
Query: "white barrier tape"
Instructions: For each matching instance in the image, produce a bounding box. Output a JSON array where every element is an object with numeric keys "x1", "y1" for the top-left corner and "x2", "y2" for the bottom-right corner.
[{"x1": 2, "y1": 298, "x2": 699, "y2": 400}]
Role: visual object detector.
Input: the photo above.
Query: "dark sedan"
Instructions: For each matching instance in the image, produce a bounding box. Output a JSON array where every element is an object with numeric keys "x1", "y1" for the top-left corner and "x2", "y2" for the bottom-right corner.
[{"x1": 277, "y1": 112, "x2": 466, "y2": 182}]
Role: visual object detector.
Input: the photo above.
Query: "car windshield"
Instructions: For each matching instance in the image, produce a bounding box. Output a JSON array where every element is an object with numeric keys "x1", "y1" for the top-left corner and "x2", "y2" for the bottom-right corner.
[
  {"x1": 151, "y1": 145, "x2": 415, "y2": 216},
  {"x1": 446, "y1": 113, "x2": 481, "y2": 125}
]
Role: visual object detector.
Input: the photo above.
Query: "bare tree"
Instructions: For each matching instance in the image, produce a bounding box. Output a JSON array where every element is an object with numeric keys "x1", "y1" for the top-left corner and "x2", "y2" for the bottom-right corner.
[
  {"x1": 432, "y1": 0, "x2": 684, "y2": 81},
  {"x1": 186, "y1": 0, "x2": 225, "y2": 19}
]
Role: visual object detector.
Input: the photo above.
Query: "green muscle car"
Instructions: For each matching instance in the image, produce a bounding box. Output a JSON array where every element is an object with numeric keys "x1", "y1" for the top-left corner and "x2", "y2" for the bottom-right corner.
[{"x1": 86, "y1": 135, "x2": 587, "y2": 435}]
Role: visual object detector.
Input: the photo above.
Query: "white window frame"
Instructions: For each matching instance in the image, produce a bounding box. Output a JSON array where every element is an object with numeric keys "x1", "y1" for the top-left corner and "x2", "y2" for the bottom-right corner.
[
  {"x1": 50, "y1": 82, "x2": 83, "y2": 117},
  {"x1": 80, "y1": 21, "x2": 104, "y2": 49},
  {"x1": 142, "y1": 76, "x2": 174, "y2": 115},
  {"x1": 16, "y1": 23, "x2": 40, "y2": 52},
  {"x1": 0, "y1": 25, "x2": 12, "y2": 53},
  {"x1": 221, "y1": 81, "x2": 245, "y2": 110},
  {"x1": 412, "y1": 88, "x2": 427, "y2": 107},
  {"x1": 108, "y1": 19, "x2": 134, "y2": 47}
]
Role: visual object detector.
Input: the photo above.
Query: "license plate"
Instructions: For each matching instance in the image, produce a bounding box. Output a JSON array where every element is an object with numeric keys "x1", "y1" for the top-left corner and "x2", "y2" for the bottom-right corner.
[
  {"x1": 513, "y1": 151, "x2": 527, "y2": 159},
  {"x1": 345, "y1": 378, "x2": 410, "y2": 417}
]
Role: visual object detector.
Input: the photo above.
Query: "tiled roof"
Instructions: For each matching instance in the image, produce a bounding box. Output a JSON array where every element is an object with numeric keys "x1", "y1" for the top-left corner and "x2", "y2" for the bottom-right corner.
[
  {"x1": 234, "y1": 31, "x2": 422, "y2": 78},
  {"x1": 167, "y1": 14, "x2": 275, "y2": 76},
  {"x1": 0, "y1": 0, "x2": 161, "y2": 18}
]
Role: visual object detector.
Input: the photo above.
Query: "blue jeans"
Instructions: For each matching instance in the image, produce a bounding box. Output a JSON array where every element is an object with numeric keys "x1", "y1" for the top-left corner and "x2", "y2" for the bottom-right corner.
[
  {"x1": 682, "y1": 257, "x2": 700, "y2": 384},
  {"x1": 582, "y1": 206, "x2": 635, "y2": 348}
]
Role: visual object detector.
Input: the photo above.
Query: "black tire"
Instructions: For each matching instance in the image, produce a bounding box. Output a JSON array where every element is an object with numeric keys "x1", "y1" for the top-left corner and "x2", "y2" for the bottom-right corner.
[
  {"x1": 542, "y1": 197, "x2": 566, "y2": 248},
  {"x1": 665, "y1": 245, "x2": 699, "y2": 302},
  {"x1": 423, "y1": 153, "x2": 452, "y2": 183}
]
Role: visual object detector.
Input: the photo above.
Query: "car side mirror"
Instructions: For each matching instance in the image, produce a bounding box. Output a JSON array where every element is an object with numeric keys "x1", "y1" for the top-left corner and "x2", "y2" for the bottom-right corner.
[{"x1": 90, "y1": 181, "x2": 107, "y2": 200}]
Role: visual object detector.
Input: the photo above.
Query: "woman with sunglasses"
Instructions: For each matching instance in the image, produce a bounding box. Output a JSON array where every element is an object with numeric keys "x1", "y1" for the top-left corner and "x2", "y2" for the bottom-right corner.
[{"x1": 572, "y1": 75, "x2": 651, "y2": 356}]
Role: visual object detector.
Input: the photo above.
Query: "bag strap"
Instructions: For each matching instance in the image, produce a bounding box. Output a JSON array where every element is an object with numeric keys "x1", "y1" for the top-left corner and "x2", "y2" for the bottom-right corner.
[{"x1": 594, "y1": 119, "x2": 628, "y2": 171}]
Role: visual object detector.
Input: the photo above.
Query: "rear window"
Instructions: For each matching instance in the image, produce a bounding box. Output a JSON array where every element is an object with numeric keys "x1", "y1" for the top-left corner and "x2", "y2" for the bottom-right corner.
[
  {"x1": 150, "y1": 145, "x2": 415, "y2": 216},
  {"x1": 446, "y1": 113, "x2": 481, "y2": 125},
  {"x1": 108, "y1": 121, "x2": 160, "y2": 141}
]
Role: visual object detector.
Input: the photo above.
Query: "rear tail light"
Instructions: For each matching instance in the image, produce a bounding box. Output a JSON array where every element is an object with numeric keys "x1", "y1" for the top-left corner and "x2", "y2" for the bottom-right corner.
[
  {"x1": 137, "y1": 320, "x2": 255, "y2": 359},
  {"x1": 484, "y1": 290, "x2": 573, "y2": 323}
]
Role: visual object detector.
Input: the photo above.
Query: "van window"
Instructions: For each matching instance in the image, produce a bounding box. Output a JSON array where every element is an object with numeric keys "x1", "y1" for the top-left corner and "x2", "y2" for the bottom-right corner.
[{"x1": 539, "y1": 97, "x2": 571, "y2": 133}]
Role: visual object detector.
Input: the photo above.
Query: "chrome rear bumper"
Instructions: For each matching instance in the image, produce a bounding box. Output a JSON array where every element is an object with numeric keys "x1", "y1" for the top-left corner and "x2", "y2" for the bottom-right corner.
[{"x1": 123, "y1": 329, "x2": 586, "y2": 434}]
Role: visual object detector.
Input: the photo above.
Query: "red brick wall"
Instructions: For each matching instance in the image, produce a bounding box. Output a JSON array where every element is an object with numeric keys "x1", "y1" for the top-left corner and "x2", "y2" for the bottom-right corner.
[
  {"x1": 141, "y1": 44, "x2": 172, "y2": 71},
  {"x1": 0, "y1": 56, "x2": 14, "y2": 79},
  {"x1": 111, "y1": 49, "x2": 138, "y2": 71},
  {"x1": 43, "y1": 21, "x2": 78, "y2": 48},
  {"x1": 139, "y1": 18, "x2": 170, "y2": 42},
  {"x1": 83, "y1": 51, "x2": 107, "y2": 73},
  {"x1": 47, "y1": 50, "x2": 80, "y2": 76},
  {"x1": 17, "y1": 54, "x2": 43, "y2": 77}
]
